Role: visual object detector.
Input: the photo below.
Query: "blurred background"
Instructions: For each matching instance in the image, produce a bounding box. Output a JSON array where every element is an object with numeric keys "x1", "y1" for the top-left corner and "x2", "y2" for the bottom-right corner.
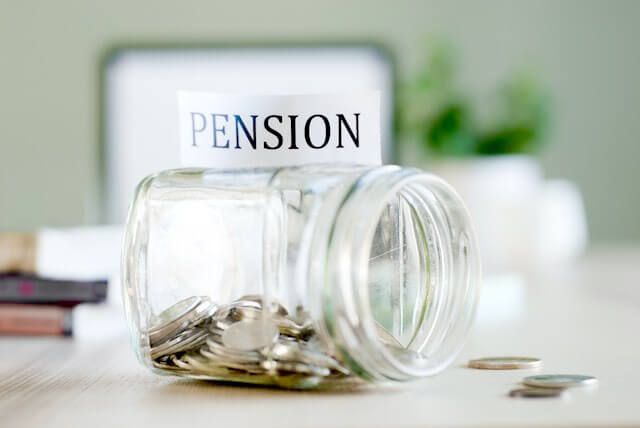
[
  {"x1": 1, "y1": 0, "x2": 638, "y2": 250},
  {"x1": 2, "y1": 2, "x2": 640, "y2": 418}
]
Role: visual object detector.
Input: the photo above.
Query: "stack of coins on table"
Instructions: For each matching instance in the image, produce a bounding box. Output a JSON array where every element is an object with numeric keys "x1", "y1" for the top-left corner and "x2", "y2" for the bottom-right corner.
[
  {"x1": 147, "y1": 295, "x2": 350, "y2": 389},
  {"x1": 468, "y1": 356, "x2": 598, "y2": 398}
]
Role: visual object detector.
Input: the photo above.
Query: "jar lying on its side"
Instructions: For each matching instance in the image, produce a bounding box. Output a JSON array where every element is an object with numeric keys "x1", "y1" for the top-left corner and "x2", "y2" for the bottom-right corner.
[{"x1": 122, "y1": 164, "x2": 480, "y2": 388}]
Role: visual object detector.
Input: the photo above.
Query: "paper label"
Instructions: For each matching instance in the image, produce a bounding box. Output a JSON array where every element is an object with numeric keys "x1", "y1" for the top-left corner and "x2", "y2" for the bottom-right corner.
[{"x1": 178, "y1": 91, "x2": 381, "y2": 168}]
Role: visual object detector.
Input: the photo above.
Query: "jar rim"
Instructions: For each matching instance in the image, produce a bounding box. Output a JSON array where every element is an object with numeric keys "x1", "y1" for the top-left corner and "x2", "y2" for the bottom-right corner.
[{"x1": 321, "y1": 166, "x2": 481, "y2": 381}]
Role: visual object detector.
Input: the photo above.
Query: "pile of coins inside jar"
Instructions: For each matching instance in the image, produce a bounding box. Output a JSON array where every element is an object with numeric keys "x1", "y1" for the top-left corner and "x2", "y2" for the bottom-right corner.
[
  {"x1": 146, "y1": 296, "x2": 601, "y2": 393},
  {"x1": 146, "y1": 295, "x2": 351, "y2": 388}
]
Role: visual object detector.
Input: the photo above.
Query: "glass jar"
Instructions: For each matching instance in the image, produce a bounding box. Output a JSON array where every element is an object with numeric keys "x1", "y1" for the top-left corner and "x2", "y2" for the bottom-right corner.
[{"x1": 122, "y1": 164, "x2": 480, "y2": 388}]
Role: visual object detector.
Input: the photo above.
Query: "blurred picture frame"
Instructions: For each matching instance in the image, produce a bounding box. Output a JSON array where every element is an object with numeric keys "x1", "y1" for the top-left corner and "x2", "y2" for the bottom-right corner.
[{"x1": 100, "y1": 42, "x2": 395, "y2": 223}]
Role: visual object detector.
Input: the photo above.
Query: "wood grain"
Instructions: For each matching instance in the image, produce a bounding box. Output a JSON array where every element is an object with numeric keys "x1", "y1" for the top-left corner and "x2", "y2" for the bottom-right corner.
[{"x1": 1, "y1": 248, "x2": 639, "y2": 427}]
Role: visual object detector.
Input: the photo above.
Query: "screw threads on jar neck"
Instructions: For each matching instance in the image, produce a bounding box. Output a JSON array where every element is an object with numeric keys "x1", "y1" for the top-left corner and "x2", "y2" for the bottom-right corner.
[{"x1": 314, "y1": 166, "x2": 481, "y2": 382}]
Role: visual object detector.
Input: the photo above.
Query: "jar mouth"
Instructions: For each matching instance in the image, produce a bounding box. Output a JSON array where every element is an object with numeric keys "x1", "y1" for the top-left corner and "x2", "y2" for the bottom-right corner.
[{"x1": 322, "y1": 166, "x2": 480, "y2": 381}]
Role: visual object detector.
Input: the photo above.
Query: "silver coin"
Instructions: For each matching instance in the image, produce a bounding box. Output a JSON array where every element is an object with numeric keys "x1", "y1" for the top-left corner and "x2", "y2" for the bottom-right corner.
[
  {"x1": 171, "y1": 328, "x2": 208, "y2": 351},
  {"x1": 523, "y1": 374, "x2": 598, "y2": 388},
  {"x1": 148, "y1": 296, "x2": 202, "y2": 345},
  {"x1": 200, "y1": 349, "x2": 266, "y2": 374},
  {"x1": 150, "y1": 328, "x2": 208, "y2": 359},
  {"x1": 509, "y1": 387, "x2": 567, "y2": 398},
  {"x1": 276, "y1": 317, "x2": 314, "y2": 340},
  {"x1": 210, "y1": 303, "x2": 233, "y2": 320},
  {"x1": 468, "y1": 357, "x2": 542, "y2": 370},
  {"x1": 151, "y1": 332, "x2": 189, "y2": 359},
  {"x1": 156, "y1": 355, "x2": 173, "y2": 364},
  {"x1": 232, "y1": 297, "x2": 263, "y2": 310},
  {"x1": 205, "y1": 337, "x2": 263, "y2": 361},
  {"x1": 178, "y1": 354, "x2": 238, "y2": 376},
  {"x1": 272, "y1": 374, "x2": 323, "y2": 389},
  {"x1": 153, "y1": 355, "x2": 181, "y2": 370},
  {"x1": 263, "y1": 359, "x2": 330, "y2": 377},
  {"x1": 169, "y1": 354, "x2": 188, "y2": 368},
  {"x1": 170, "y1": 354, "x2": 201, "y2": 371},
  {"x1": 300, "y1": 349, "x2": 349, "y2": 375},
  {"x1": 221, "y1": 318, "x2": 279, "y2": 351},
  {"x1": 153, "y1": 297, "x2": 218, "y2": 347},
  {"x1": 214, "y1": 304, "x2": 263, "y2": 323},
  {"x1": 202, "y1": 348, "x2": 264, "y2": 369},
  {"x1": 147, "y1": 296, "x2": 218, "y2": 346},
  {"x1": 265, "y1": 341, "x2": 349, "y2": 375},
  {"x1": 182, "y1": 353, "x2": 317, "y2": 388},
  {"x1": 218, "y1": 299, "x2": 292, "y2": 326},
  {"x1": 149, "y1": 294, "x2": 354, "y2": 388},
  {"x1": 185, "y1": 297, "x2": 219, "y2": 329},
  {"x1": 151, "y1": 296, "x2": 201, "y2": 326},
  {"x1": 234, "y1": 295, "x2": 289, "y2": 317},
  {"x1": 209, "y1": 318, "x2": 231, "y2": 334},
  {"x1": 152, "y1": 358, "x2": 188, "y2": 372}
]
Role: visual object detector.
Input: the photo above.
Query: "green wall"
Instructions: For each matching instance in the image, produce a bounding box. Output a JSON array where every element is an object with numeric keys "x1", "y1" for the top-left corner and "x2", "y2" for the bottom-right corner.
[{"x1": 0, "y1": 0, "x2": 638, "y2": 242}]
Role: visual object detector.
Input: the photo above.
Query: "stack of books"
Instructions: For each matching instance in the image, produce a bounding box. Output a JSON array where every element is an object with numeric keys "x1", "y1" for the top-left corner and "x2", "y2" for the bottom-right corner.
[
  {"x1": 0, "y1": 274, "x2": 107, "y2": 336},
  {"x1": 0, "y1": 230, "x2": 111, "y2": 337}
]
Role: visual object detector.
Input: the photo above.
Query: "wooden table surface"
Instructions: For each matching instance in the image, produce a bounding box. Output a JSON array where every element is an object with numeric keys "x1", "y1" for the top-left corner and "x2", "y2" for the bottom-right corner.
[{"x1": 1, "y1": 247, "x2": 639, "y2": 427}]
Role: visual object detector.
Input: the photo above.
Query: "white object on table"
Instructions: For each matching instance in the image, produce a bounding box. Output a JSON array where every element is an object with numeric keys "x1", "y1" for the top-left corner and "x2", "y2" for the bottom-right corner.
[
  {"x1": 36, "y1": 225, "x2": 123, "y2": 281},
  {"x1": 431, "y1": 155, "x2": 588, "y2": 274}
]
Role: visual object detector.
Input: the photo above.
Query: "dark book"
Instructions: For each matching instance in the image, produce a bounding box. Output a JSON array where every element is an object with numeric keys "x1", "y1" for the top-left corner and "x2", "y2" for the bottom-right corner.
[
  {"x1": 0, "y1": 273, "x2": 107, "y2": 305},
  {"x1": 0, "y1": 304, "x2": 73, "y2": 336}
]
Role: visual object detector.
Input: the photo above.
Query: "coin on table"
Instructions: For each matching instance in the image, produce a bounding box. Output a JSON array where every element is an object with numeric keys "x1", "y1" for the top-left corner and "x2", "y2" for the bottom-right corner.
[
  {"x1": 468, "y1": 357, "x2": 542, "y2": 370},
  {"x1": 523, "y1": 374, "x2": 598, "y2": 388},
  {"x1": 509, "y1": 387, "x2": 567, "y2": 398},
  {"x1": 221, "y1": 318, "x2": 279, "y2": 351}
]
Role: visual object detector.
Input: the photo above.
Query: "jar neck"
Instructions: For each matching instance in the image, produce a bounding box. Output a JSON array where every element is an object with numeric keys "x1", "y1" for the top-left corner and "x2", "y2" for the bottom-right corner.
[{"x1": 310, "y1": 166, "x2": 481, "y2": 381}]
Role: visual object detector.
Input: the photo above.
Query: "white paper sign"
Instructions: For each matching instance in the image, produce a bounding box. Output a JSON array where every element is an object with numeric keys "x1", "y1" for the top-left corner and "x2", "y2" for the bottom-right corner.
[{"x1": 178, "y1": 91, "x2": 381, "y2": 168}]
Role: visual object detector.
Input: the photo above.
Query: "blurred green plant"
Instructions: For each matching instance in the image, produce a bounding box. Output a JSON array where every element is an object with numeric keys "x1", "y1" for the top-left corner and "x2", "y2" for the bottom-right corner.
[{"x1": 397, "y1": 41, "x2": 550, "y2": 157}]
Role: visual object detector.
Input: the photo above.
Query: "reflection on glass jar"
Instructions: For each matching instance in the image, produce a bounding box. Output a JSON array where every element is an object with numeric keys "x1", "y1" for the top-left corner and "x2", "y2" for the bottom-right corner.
[{"x1": 122, "y1": 164, "x2": 480, "y2": 388}]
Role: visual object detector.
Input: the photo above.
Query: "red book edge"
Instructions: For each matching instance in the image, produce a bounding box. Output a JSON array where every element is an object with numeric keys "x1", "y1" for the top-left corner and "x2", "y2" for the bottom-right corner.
[{"x1": 0, "y1": 304, "x2": 72, "y2": 336}]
